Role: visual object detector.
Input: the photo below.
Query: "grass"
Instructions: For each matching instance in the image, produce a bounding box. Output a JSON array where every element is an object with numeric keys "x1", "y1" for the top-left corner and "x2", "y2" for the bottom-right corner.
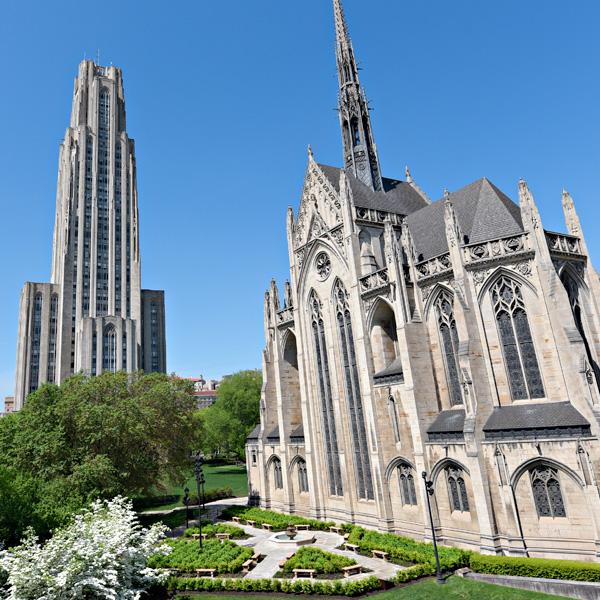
[
  {"x1": 173, "y1": 575, "x2": 569, "y2": 598},
  {"x1": 142, "y1": 463, "x2": 248, "y2": 512}
]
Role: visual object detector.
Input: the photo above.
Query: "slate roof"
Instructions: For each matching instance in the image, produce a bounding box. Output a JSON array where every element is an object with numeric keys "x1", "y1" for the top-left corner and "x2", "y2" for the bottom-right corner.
[
  {"x1": 373, "y1": 356, "x2": 404, "y2": 383},
  {"x1": 317, "y1": 165, "x2": 524, "y2": 264},
  {"x1": 406, "y1": 178, "x2": 524, "y2": 262},
  {"x1": 483, "y1": 402, "x2": 590, "y2": 433},
  {"x1": 246, "y1": 425, "x2": 260, "y2": 441},
  {"x1": 290, "y1": 424, "x2": 305, "y2": 441},
  {"x1": 318, "y1": 164, "x2": 428, "y2": 216},
  {"x1": 266, "y1": 426, "x2": 280, "y2": 441},
  {"x1": 427, "y1": 409, "x2": 466, "y2": 434}
]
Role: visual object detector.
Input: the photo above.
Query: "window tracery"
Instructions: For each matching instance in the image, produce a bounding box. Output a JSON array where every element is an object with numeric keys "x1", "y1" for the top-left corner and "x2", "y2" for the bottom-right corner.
[
  {"x1": 334, "y1": 280, "x2": 373, "y2": 500},
  {"x1": 309, "y1": 290, "x2": 343, "y2": 496},
  {"x1": 102, "y1": 325, "x2": 116, "y2": 373},
  {"x1": 297, "y1": 459, "x2": 309, "y2": 493},
  {"x1": 491, "y1": 277, "x2": 544, "y2": 400},
  {"x1": 272, "y1": 458, "x2": 283, "y2": 489},
  {"x1": 530, "y1": 466, "x2": 566, "y2": 518},
  {"x1": 397, "y1": 464, "x2": 417, "y2": 505},
  {"x1": 446, "y1": 465, "x2": 469, "y2": 512},
  {"x1": 434, "y1": 290, "x2": 462, "y2": 406}
]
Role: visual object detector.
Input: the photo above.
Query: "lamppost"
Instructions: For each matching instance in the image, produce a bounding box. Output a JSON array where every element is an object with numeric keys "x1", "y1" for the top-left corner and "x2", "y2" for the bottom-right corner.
[
  {"x1": 183, "y1": 487, "x2": 190, "y2": 531},
  {"x1": 193, "y1": 452, "x2": 206, "y2": 549},
  {"x1": 422, "y1": 471, "x2": 445, "y2": 585}
]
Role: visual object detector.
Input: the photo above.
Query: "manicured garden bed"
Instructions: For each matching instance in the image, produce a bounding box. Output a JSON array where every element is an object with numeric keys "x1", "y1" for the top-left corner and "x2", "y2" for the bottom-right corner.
[
  {"x1": 221, "y1": 506, "x2": 340, "y2": 532},
  {"x1": 276, "y1": 547, "x2": 359, "y2": 579},
  {"x1": 148, "y1": 538, "x2": 253, "y2": 574},
  {"x1": 183, "y1": 523, "x2": 247, "y2": 539}
]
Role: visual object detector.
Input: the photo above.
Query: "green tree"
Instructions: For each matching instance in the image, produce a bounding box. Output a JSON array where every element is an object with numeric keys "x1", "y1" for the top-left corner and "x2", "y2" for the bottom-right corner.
[
  {"x1": 0, "y1": 371, "x2": 199, "y2": 545},
  {"x1": 200, "y1": 370, "x2": 261, "y2": 459}
]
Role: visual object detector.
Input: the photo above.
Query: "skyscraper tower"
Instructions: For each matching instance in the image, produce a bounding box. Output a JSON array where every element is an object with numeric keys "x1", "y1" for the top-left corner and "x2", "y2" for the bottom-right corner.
[
  {"x1": 14, "y1": 60, "x2": 166, "y2": 409},
  {"x1": 334, "y1": 0, "x2": 383, "y2": 191}
]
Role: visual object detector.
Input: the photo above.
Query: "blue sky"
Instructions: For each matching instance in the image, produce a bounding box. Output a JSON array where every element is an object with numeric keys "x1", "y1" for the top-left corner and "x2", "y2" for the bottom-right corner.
[{"x1": 1, "y1": 0, "x2": 599, "y2": 404}]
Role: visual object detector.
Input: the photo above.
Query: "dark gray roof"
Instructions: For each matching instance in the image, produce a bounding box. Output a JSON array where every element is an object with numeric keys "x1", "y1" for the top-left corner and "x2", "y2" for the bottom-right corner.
[
  {"x1": 406, "y1": 178, "x2": 524, "y2": 262},
  {"x1": 427, "y1": 409, "x2": 466, "y2": 434},
  {"x1": 246, "y1": 425, "x2": 260, "y2": 441},
  {"x1": 373, "y1": 356, "x2": 404, "y2": 382},
  {"x1": 318, "y1": 164, "x2": 428, "y2": 216},
  {"x1": 266, "y1": 426, "x2": 280, "y2": 441},
  {"x1": 484, "y1": 402, "x2": 589, "y2": 432},
  {"x1": 290, "y1": 424, "x2": 304, "y2": 441}
]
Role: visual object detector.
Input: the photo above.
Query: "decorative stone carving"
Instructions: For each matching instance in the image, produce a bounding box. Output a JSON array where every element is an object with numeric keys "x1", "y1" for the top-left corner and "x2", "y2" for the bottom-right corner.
[
  {"x1": 359, "y1": 268, "x2": 389, "y2": 296},
  {"x1": 545, "y1": 231, "x2": 583, "y2": 257},
  {"x1": 415, "y1": 253, "x2": 452, "y2": 281},
  {"x1": 315, "y1": 252, "x2": 332, "y2": 281}
]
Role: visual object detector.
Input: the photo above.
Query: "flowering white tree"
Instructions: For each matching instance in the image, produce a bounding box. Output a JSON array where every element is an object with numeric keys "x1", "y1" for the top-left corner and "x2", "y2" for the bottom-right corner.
[{"x1": 0, "y1": 496, "x2": 171, "y2": 600}]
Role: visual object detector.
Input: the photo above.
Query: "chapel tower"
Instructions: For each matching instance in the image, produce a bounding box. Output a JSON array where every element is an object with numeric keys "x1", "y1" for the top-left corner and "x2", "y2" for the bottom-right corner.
[{"x1": 14, "y1": 61, "x2": 166, "y2": 409}]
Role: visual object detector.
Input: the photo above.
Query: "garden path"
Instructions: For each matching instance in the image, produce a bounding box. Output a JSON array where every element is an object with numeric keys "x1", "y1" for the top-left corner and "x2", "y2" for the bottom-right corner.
[{"x1": 224, "y1": 521, "x2": 405, "y2": 582}]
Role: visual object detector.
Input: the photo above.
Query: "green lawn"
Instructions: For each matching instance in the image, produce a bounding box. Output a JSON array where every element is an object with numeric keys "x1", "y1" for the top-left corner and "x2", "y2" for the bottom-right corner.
[
  {"x1": 143, "y1": 463, "x2": 248, "y2": 512},
  {"x1": 174, "y1": 576, "x2": 568, "y2": 599}
]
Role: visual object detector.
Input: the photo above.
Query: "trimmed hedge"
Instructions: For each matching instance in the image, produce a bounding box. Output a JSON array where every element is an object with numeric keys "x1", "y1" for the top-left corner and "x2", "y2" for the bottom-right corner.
[
  {"x1": 131, "y1": 494, "x2": 181, "y2": 510},
  {"x1": 148, "y1": 538, "x2": 253, "y2": 574},
  {"x1": 347, "y1": 527, "x2": 469, "y2": 571},
  {"x1": 283, "y1": 547, "x2": 357, "y2": 574},
  {"x1": 183, "y1": 523, "x2": 246, "y2": 539},
  {"x1": 167, "y1": 575, "x2": 382, "y2": 596},
  {"x1": 470, "y1": 554, "x2": 600, "y2": 583},
  {"x1": 221, "y1": 506, "x2": 337, "y2": 532}
]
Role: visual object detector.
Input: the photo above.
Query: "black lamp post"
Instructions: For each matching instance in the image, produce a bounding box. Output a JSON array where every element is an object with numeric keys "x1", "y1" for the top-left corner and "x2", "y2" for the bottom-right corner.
[
  {"x1": 193, "y1": 452, "x2": 206, "y2": 549},
  {"x1": 422, "y1": 471, "x2": 445, "y2": 585},
  {"x1": 183, "y1": 487, "x2": 190, "y2": 531}
]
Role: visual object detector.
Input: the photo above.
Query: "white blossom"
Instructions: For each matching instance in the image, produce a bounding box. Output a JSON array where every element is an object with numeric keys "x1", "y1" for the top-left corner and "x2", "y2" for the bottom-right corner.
[{"x1": 0, "y1": 496, "x2": 171, "y2": 599}]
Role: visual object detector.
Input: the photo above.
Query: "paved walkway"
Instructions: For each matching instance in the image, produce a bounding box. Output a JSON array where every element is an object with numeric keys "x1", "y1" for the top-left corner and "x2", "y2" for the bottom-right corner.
[{"x1": 220, "y1": 521, "x2": 404, "y2": 581}]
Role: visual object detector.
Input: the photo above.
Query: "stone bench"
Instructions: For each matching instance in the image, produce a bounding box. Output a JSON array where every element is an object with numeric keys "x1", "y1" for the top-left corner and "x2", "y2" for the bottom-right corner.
[
  {"x1": 242, "y1": 559, "x2": 256, "y2": 574},
  {"x1": 371, "y1": 550, "x2": 389, "y2": 561},
  {"x1": 215, "y1": 532, "x2": 231, "y2": 541},
  {"x1": 246, "y1": 520, "x2": 257, "y2": 527},
  {"x1": 232, "y1": 516, "x2": 242, "y2": 524},
  {"x1": 295, "y1": 524, "x2": 310, "y2": 531},
  {"x1": 279, "y1": 554, "x2": 294, "y2": 569},
  {"x1": 344, "y1": 543, "x2": 359, "y2": 553},
  {"x1": 342, "y1": 564, "x2": 362, "y2": 578},
  {"x1": 252, "y1": 552, "x2": 263, "y2": 562},
  {"x1": 190, "y1": 533, "x2": 208, "y2": 541},
  {"x1": 293, "y1": 569, "x2": 316, "y2": 579},
  {"x1": 329, "y1": 526, "x2": 342, "y2": 535},
  {"x1": 262, "y1": 523, "x2": 273, "y2": 531},
  {"x1": 195, "y1": 568, "x2": 216, "y2": 578}
]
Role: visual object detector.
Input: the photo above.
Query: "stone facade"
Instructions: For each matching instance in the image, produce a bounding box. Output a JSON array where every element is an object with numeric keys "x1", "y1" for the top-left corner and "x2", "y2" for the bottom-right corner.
[
  {"x1": 247, "y1": 0, "x2": 600, "y2": 562},
  {"x1": 14, "y1": 60, "x2": 166, "y2": 409}
]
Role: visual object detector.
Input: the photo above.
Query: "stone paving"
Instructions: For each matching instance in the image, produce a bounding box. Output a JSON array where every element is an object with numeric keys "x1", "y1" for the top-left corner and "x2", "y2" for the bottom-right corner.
[{"x1": 225, "y1": 521, "x2": 404, "y2": 581}]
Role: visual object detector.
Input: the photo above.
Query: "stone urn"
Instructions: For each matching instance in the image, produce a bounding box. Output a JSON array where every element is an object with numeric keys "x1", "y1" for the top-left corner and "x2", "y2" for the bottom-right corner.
[{"x1": 286, "y1": 524, "x2": 297, "y2": 540}]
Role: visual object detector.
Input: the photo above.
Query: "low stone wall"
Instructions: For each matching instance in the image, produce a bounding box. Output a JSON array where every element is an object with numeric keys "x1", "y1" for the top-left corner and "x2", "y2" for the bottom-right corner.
[{"x1": 464, "y1": 571, "x2": 600, "y2": 600}]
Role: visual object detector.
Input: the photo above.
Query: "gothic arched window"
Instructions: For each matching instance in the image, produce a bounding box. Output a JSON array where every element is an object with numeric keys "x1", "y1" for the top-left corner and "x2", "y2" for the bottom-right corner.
[
  {"x1": 309, "y1": 291, "x2": 343, "y2": 496},
  {"x1": 334, "y1": 281, "x2": 374, "y2": 500},
  {"x1": 297, "y1": 459, "x2": 309, "y2": 493},
  {"x1": 491, "y1": 277, "x2": 544, "y2": 400},
  {"x1": 47, "y1": 294, "x2": 59, "y2": 384},
  {"x1": 446, "y1": 465, "x2": 469, "y2": 512},
  {"x1": 397, "y1": 464, "x2": 417, "y2": 506},
  {"x1": 561, "y1": 271, "x2": 600, "y2": 390},
  {"x1": 103, "y1": 325, "x2": 116, "y2": 373},
  {"x1": 388, "y1": 397, "x2": 401, "y2": 443},
  {"x1": 434, "y1": 290, "x2": 462, "y2": 406},
  {"x1": 530, "y1": 466, "x2": 566, "y2": 518},
  {"x1": 350, "y1": 117, "x2": 360, "y2": 146},
  {"x1": 272, "y1": 458, "x2": 283, "y2": 490}
]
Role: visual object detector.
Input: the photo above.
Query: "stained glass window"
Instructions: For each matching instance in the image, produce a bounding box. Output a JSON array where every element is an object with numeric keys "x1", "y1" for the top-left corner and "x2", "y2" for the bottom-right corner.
[
  {"x1": 398, "y1": 464, "x2": 417, "y2": 505},
  {"x1": 297, "y1": 459, "x2": 309, "y2": 493},
  {"x1": 334, "y1": 281, "x2": 374, "y2": 500},
  {"x1": 446, "y1": 466, "x2": 469, "y2": 512},
  {"x1": 103, "y1": 325, "x2": 116, "y2": 373},
  {"x1": 310, "y1": 291, "x2": 343, "y2": 496},
  {"x1": 273, "y1": 458, "x2": 283, "y2": 489},
  {"x1": 435, "y1": 291, "x2": 462, "y2": 405},
  {"x1": 491, "y1": 277, "x2": 544, "y2": 400},
  {"x1": 530, "y1": 466, "x2": 566, "y2": 518}
]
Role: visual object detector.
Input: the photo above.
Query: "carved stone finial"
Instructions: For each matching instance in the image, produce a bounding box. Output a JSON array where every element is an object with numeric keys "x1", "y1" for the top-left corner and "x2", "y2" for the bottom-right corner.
[
  {"x1": 405, "y1": 165, "x2": 412, "y2": 183},
  {"x1": 444, "y1": 188, "x2": 450, "y2": 203},
  {"x1": 307, "y1": 144, "x2": 314, "y2": 159}
]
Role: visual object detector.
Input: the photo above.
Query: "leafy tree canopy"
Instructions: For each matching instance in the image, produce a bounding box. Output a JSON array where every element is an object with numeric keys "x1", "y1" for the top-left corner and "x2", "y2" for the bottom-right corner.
[
  {"x1": 199, "y1": 370, "x2": 261, "y2": 459},
  {"x1": 0, "y1": 371, "x2": 199, "y2": 544}
]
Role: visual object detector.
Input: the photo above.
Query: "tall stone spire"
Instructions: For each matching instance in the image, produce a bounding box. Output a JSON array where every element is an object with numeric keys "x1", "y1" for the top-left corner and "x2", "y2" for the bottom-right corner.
[{"x1": 334, "y1": 0, "x2": 383, "y2": 191}]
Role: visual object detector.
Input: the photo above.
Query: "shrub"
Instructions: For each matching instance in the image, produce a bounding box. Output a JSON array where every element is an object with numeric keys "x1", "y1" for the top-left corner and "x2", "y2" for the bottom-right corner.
[
  {"x1": 283, "y1": 547, "x2": 357, "y2": 574},
  {"x1": 393, "y1": 563, "x2": 434, "y2": 583},
  {"x1": 221, "y1": 506, "x2": 335, "y2": 531},
  {"x1": 183, "y1": 523, "x2": 245, "y2": 539},
  {"x1": 131, "y1": 494, "x2": 181, "y2": 511},
  {"x1": 469, "y1": 553, "x2": 600, "y2": 582},
  {"x1": 347, "y1": 527, "x2": 469, "y2": 570},
  {"x1": 166, "y1": 575, "x2": 382, "y2": 596},
  {"x1": 149, "y1": 538, "x2": 252, "y2": 574}
]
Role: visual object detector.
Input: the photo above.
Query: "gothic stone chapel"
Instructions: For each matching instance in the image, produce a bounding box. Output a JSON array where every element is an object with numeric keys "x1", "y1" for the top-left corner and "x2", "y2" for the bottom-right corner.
[{"x1": 246, "y1": 0, "x2": 600, "y2": 561}]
